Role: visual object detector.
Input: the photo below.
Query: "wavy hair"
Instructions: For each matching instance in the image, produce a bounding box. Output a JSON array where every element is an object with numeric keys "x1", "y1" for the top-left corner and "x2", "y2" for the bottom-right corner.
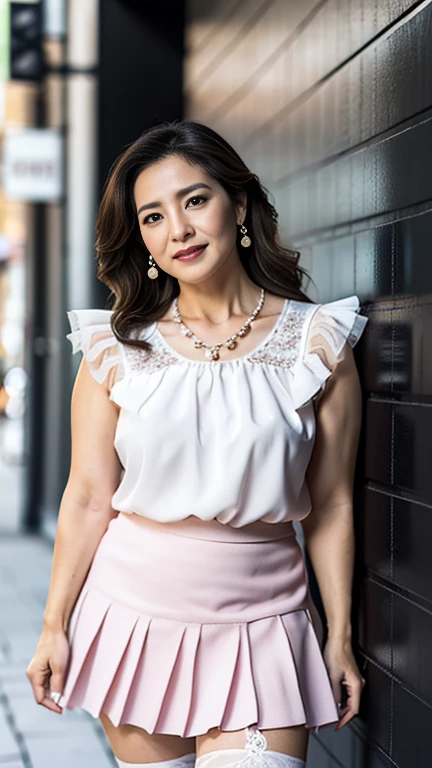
[{"x1": 95, "y1": 119, "x2": 313, "y2": 351}]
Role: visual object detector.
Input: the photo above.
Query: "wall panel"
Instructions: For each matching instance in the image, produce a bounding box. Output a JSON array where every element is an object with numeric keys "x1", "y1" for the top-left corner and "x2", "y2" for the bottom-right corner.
[{"x1": 185, "y1": 1, "x2": 432, "y2": 765}]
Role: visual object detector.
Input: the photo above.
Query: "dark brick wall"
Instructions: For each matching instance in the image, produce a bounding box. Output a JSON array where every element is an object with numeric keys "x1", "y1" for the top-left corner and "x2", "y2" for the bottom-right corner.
[{"x1": 185, "y1": 2, "x2": 432, "y2": 766}]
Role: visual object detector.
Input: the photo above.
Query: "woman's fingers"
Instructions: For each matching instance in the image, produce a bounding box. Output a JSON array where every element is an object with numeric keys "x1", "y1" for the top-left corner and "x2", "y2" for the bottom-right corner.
[
  {"x1": 49, "y1": 659, "x2": 66, "y2": 710},
  {"x1": 41, "y1": 689, "x2": 63, "y2": 713},
  {"x1": 334, "y1": 672, "x2": 365, "y2": 731},
  {"x1": 26, "y1": 657, "x2": 64, "y2": 713},
  {"x1": 26, "y1": 629, "x2": 70, "y2": 713}
]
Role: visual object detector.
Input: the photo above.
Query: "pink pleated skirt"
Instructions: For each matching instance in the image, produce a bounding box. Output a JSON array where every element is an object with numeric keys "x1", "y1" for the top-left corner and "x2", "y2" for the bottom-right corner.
[{"x1": 58, "y1": 512, "x2": 339, "y2": 737}]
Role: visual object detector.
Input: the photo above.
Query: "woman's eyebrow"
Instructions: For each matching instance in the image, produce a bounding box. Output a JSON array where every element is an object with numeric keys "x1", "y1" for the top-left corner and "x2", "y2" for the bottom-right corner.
[{"x1": 137, "y1": 183, "x2": 212, "y2": 216}]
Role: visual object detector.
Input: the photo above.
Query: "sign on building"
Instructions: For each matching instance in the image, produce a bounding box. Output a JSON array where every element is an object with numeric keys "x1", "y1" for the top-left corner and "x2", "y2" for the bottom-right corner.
[{"x1": 3, "y1": 128, "x2": 63, "y2": 201}]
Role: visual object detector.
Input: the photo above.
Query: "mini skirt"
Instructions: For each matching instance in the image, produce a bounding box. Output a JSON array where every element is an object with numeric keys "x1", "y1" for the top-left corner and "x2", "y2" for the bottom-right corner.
[{"x1": 58, "y1": 512, "x2": 339, "y2": 737}]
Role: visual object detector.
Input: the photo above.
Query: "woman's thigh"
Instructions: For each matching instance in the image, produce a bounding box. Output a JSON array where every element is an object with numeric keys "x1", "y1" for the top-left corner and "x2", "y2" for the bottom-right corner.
[
  {"x1": 99, "y1": 713, "x2": 196, "y2": 763},
  {"x1": 196, "y1": 725, "x2": 310, "y2": 762}
]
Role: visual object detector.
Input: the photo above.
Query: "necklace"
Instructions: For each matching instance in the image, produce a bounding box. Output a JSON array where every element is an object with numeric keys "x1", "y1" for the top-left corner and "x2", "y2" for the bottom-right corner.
[{"x1": 171, "y1": 288, "x2": 266, "y2": 361}]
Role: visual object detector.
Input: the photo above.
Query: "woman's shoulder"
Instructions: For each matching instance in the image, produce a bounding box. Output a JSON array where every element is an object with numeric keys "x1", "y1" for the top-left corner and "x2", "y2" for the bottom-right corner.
[
  {"x1": 65, "y1": 306, "x2": 160, "y2": 388},
  {"x1": 286, "y1": 294, "x2": 369, "y2": 410},
  {"x1": 65, "y1": 307, "x2": 121, "y2": 389},
  {"x1": 245, "y1": 294, "x2": 368, "y2": 409}
]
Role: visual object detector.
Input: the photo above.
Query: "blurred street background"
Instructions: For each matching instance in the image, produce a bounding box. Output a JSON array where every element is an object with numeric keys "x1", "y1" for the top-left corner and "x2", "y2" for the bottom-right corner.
[{"x1": 1, "y1": 1, "x2": 432, "y2": 767}]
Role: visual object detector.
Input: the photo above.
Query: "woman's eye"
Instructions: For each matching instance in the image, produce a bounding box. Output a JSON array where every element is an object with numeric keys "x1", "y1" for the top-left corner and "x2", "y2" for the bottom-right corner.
[
  {"x1": 142, "y1": 195, "x2": 207, "y2": 225},
  {"x1": 187, "y1": 195, "x2": 207, "y2": 207},
  {"x1": 143, "y1": 212, "x2": 161, "y2": 225}
]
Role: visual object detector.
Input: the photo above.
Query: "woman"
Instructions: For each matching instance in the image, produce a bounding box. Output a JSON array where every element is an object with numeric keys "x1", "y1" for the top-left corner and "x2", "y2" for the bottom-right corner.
[{"x1": 26, "y1": 120, "x2": 368, "y2": 768}]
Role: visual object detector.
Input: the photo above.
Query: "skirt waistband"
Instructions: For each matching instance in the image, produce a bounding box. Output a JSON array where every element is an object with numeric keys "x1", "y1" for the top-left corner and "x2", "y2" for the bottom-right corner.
[{"x1": 121, "y1": 511, "x2": 296, "y2": 543}]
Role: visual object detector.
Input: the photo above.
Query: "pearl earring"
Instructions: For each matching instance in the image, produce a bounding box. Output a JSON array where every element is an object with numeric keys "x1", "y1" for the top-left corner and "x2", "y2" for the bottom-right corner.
[
  {"x1": 147, "y1": 254, "x2": 158, "y2": 279},
  {"x1": 239, "y1": 222, "x2": 251, "y2": 247}
]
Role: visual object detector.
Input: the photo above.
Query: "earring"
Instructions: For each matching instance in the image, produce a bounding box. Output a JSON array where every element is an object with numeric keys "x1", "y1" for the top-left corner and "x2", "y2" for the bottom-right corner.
[
  {"x1": 147, "y1": 254, "x2": 159, "y2": 279},
  {"x1": 239, "y1": 222, "x2": 251, "y2": 247}
]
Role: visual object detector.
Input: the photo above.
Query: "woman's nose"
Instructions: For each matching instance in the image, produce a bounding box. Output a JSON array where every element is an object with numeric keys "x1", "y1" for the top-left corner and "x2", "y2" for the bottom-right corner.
[{"x1": 168, "y1": 215, "x2": 194, "y2": 240}]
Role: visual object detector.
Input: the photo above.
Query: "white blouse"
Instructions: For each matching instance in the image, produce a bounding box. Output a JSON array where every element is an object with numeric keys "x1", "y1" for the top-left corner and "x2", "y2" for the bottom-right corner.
[{"x1": 66, "y1": 295, "x2": 368, "y2": 528}]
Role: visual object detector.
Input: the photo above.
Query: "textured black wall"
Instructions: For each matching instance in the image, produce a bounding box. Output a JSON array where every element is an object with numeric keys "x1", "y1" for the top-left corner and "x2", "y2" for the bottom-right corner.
[{"x1": 185, "y1": 1, "x2": 432, "y2": 766}]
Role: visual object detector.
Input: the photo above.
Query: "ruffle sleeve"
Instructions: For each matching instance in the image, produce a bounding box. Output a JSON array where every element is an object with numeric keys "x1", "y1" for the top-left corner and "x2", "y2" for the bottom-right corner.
[
  {"x1": 289, "y1": 295, "x2": 368, "y2": 410},
  {"x1": 66, "y1": 308, "x2": 125, "y2": 392}
]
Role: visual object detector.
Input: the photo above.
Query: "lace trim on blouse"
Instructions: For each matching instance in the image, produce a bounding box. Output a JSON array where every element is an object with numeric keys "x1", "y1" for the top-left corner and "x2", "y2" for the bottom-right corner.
[
  {"x1": 66, "y1": 298, "x2": 368, "y2": 397},
  {"x1": 244, "y1": 305, "x2": 305, "y2": 369},
  {"x1": 123, "y1": 331, "x2": 180, "y2": 373},
  {"x1": 121, "y1": 302, "x2": 308, "y2": 373}
]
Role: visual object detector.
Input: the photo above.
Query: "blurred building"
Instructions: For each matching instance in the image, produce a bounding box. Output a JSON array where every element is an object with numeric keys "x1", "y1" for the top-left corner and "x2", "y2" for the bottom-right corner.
[{"x1": 0, "y1": 0, "x2": 183, "y2": 536}]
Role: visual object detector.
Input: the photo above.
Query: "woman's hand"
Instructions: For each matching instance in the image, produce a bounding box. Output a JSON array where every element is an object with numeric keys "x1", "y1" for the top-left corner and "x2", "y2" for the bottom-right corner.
[
  {"x1": 26, "y1": 628, "x2": 70, "y2": 713},
  {"x1": 323, "y1": 636, "x2": 366, "y2": 731}
]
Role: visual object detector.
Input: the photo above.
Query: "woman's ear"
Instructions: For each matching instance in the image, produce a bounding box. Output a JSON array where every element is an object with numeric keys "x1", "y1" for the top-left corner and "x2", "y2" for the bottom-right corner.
[{"x1": 236, "y1": 191, "x2": 248, "y2": 224}]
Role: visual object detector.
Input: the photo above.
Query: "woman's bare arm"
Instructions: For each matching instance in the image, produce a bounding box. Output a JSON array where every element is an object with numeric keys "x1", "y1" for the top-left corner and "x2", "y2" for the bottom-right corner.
[
  {"x1": 26, "y1": 355, "x2": 122, "y2": 711},
  {"x1": 301, "y1": 344, "x2": 365, "y2": 728},
  {"x1": 42, "y1": 356, "x2": 123, "y2": 632}
]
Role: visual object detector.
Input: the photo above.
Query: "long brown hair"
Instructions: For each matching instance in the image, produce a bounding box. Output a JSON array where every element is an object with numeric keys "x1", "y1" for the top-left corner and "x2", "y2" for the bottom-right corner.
[{"x1": 95, "y1": 119, "x2": 313, "y2": 351}]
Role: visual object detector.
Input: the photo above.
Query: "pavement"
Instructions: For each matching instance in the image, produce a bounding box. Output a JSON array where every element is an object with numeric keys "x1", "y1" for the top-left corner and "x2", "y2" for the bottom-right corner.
[
  {"x1": 0, "y1": 412, "x2": 152, "y2": 766},
  {"x1": 0, "y1": 411, "x2": 116, "y2": 768},
  {"x1": 0, "y1": 533, "x2": 117, "y2": 768}
]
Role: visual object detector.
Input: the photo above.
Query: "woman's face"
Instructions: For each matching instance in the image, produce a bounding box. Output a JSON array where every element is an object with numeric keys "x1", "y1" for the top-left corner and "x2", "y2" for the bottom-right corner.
[{"x1": 133, "y1": 154, "x2": 246, "y2": 283}]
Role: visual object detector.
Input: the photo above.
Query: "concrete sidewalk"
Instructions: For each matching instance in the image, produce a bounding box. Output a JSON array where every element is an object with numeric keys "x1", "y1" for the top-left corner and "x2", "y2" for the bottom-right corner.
[{"x1": 0, "y1": 533, "x2": 116, "y2": 768}]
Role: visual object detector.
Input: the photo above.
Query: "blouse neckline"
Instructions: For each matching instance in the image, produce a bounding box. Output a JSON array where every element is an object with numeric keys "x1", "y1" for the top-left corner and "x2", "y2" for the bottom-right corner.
[{"x1": 149, "y1": 298, "x2": 292, "y2": 366}]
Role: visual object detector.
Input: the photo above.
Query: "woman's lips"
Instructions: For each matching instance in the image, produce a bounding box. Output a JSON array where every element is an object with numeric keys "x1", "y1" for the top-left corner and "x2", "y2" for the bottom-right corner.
[{"x1": 175, "y1": 245, "x2": 208, "y2": 261}]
